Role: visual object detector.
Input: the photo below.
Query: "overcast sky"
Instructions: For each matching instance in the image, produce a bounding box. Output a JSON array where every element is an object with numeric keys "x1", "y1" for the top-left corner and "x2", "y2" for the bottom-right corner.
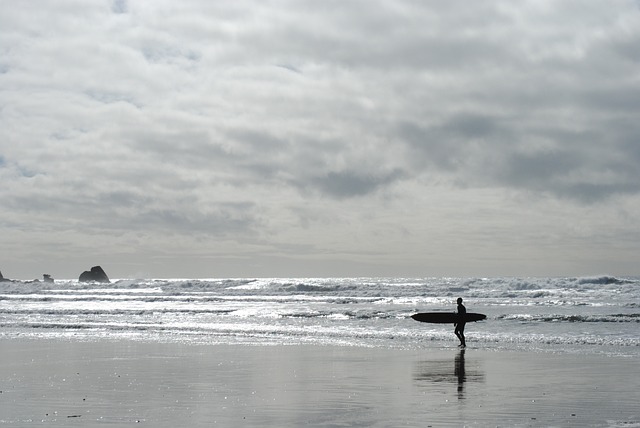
[{"x1": 2, "y1": 0, "x2": 640, "y2": 279}]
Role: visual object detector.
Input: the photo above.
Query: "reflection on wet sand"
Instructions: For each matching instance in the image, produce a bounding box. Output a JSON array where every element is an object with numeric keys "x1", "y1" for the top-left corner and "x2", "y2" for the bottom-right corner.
[{"x1": 414, "y1": 350, "x2": 485, "y2": 399}]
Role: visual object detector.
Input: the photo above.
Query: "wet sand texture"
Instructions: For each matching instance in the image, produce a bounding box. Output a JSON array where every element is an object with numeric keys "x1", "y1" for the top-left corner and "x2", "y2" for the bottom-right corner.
[{"x1": 0, "y1": 339, "x2": 638, "y2": 427}]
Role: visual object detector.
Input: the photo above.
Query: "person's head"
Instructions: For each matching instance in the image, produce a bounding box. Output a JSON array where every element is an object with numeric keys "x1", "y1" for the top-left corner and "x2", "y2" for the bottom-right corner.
[{"x1": 457, "y1": 297, "x2": 463, "y2": 304}]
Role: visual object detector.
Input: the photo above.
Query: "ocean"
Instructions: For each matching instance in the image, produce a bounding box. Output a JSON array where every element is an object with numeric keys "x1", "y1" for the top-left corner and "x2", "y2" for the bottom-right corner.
[{"x1": 1, "y1": 276, "x2": 638, "y2": 357}]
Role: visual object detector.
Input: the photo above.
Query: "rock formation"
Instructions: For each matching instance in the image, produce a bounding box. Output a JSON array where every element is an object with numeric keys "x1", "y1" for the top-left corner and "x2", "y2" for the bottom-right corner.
[
  {"x1": 43, "y1": 274, "x2": 54, "y2": 283},
  {"x1": 79, "y1": 266, "x2": 110, "y2": 283}
]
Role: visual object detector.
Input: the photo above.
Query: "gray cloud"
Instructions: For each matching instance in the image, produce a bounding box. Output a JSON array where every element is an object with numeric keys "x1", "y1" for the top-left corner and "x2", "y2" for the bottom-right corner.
[
  {"x1": 132, "y1": 204, "x2": 258, "y2": 237},
  {"x1": 308, "y1": 169, "x2": 405, "y2": 199},
  {"x1": 111, "y1": 0, "x2": 128, "y2": 15},
  {"x1": 2, "y1": 0, "x2": 640, "y2": 278}
]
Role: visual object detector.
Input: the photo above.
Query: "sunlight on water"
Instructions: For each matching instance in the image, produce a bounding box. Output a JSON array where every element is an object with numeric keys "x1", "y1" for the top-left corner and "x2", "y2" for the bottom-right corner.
[{"x1": 1, "y1": 276, "x2": 638, "y2": 356}]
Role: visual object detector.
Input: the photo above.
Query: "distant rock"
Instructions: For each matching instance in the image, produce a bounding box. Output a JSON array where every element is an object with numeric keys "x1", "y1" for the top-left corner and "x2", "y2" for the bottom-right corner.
[
  {"x1": 79, "y1": 266, "x2": 110, "y2": 283},
  {"x1": 43, "y1": 274, "x2": 54, "y2": 283},
  {"x1": 0, "y1": 270, "x2": 9, "y2": 282}
]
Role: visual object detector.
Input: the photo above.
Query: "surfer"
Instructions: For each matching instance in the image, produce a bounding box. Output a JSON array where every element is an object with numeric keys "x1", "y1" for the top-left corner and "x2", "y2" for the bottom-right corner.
[{"x1": 454, "y1": 297, "x2": 466, "y2": 347}]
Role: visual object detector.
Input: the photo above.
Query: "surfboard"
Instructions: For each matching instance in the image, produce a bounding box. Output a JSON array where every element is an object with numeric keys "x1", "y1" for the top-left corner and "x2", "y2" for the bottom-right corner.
[{"x1": 411, "y1": 312, "x2": 486, "y2": 324}]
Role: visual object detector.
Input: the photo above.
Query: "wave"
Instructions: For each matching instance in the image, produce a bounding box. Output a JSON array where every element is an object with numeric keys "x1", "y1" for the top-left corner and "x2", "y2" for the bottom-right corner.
[
  {"x1": 0, "y1": 294, "x2": 384, "y2": 306},
  {"x1": 574, "y1": 276, "x2": 637, "y2": 286},
  {"x1": 0, "y1": 307, "x2": 410, "y2": 321},
  {"x1": 0, "y1": 308, "x2": 237, "y2": 316},
  {"x1": 497, "y1": 313, "x2": 640, "y2": 323},
  {"x1": 1, "y1": 276, "x2": 638, "y2": 298}
]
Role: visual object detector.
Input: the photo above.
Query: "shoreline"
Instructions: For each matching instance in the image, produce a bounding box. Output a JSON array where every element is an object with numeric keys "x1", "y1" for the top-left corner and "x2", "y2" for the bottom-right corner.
[{"x1": 1, "y1": 337, "x2": 638, "y2": 427}]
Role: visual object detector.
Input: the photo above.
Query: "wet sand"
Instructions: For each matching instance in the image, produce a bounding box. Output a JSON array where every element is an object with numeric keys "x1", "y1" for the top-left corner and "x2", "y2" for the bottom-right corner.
[{"x1": 0, "y1": 339, "x2": 638, "y2": 427}]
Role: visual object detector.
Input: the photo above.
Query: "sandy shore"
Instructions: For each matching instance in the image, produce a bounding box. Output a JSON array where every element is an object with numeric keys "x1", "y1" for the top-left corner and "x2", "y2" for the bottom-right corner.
[{"x1": 0, "y1": 338, "x2": 638, "y2": 427}]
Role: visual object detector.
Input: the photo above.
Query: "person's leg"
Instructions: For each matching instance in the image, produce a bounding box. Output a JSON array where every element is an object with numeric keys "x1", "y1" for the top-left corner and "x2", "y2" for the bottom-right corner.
[
  {"x1": 454, "y1": 325, "x2": 464, "y2": 346},
  {"x1": 458, "y1": 324, "x2": 466, "y2": 347}
]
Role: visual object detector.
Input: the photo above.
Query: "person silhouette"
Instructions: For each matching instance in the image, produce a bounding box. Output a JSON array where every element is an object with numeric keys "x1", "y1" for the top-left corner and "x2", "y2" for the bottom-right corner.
[{"x1": 454, "y1": 297, "x2": 466, "y2": 347}]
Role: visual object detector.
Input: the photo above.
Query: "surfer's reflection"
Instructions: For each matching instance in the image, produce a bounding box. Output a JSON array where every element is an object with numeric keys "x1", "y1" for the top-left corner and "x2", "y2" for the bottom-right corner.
[
  {"x1": 454, "y1": 349, "x2": 466, "y2": 397},
  {"x1": 414, "y1": 349, "x2": 483, "y2": 399}
]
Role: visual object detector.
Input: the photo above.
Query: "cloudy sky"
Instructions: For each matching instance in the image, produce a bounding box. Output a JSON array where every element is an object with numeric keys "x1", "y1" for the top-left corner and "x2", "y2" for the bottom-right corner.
[{"x1": 2, "y1": 0, "x2": 640, "y2": 279}]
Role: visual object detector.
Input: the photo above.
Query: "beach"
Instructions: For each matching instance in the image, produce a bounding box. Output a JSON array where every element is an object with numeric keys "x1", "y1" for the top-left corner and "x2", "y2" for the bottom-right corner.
[{"x1": 1, "y1": 338, "x2": 638, "y2": 427}]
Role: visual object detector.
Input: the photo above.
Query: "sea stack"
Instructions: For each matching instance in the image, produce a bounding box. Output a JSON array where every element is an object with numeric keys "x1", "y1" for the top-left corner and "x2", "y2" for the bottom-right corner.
[{"x1": 79, "y1": 266, "x2": 110, "y2": 283}]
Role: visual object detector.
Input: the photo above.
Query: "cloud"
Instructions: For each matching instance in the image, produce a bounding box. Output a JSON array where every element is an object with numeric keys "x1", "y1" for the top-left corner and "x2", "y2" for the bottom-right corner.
[
  {"x1": 2, "y1": 0, "x2": 640, "y2": 277},
  {"x1": 308, "y1": 169, "x2": 405, "y2": 199},
  {"x1": 111, "y1": 0, "x2": 128, "y2": 15}
]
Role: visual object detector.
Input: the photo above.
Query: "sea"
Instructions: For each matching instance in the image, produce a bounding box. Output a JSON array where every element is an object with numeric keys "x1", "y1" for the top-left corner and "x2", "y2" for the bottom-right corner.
[{"x1": 1, "y1": 276, "x2": 638, "y2": 357}]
